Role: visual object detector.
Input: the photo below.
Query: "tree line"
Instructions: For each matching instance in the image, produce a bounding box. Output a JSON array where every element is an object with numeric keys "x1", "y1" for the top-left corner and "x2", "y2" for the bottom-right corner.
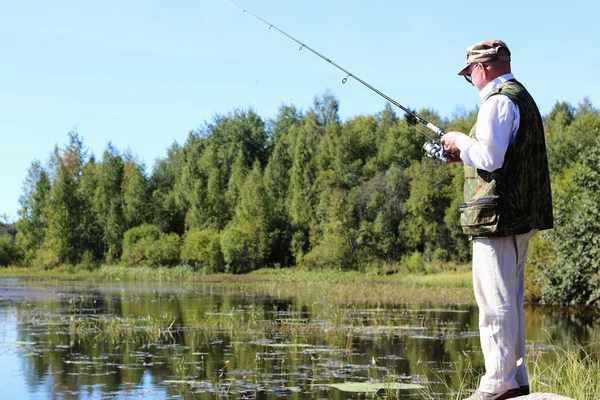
[{"x1": 3, "y1": 92, "x2": 599, "y2": 305}]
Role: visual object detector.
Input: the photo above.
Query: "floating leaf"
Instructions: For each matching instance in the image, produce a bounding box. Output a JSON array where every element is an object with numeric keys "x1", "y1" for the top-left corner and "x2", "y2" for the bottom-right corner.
[
  {"x1": 2, "y1": 341, "x2": 36, "y2": 345},
  {"x1": 163, "y1": 380, "x2": 196, "y2": 385},
  {"x1": 326, "y1": 381, "x2": 424, "y2": 393},
  {"x1": 363, "y1": 325, "x2": 427, "y2": 331},
  {"x1": 406, "y1": 308, "x2": 469, "y2": 313}
]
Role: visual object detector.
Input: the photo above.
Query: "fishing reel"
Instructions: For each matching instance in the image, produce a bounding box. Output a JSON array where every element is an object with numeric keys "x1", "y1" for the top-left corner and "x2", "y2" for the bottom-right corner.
[{"x1": 423, "y1": 141, "x2": 456, "y2": 163}]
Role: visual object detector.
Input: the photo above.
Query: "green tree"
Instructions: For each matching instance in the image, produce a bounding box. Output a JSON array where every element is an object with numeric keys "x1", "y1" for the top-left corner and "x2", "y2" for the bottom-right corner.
[
  {"x1": 263, "y1": 139, "x2": 293, "y2": 266},
  {"x1": 336, "y1": 115, "x2": 378, "y2": 186},
  {"x1": 545, "y1": 98, "x2": 599, "y2": 175},
  {"x1": 93, "y1": 143, "x2": 125, "y2": 262},
  {"x1": 287, "y1": 129, "x2": 312, "y2": 228},
  {"x1": 268, "y1": 104, "x2": 302, "y2": 145},
  {"x1": 376, "y1": 116, "x2": 424, "y2": 170},
  {"x1": 77, "y1": 156, "x2": 103, "y2": 263},
  {"x1": 226, "y1": 150, "x2": 248, "y2": 216},
  {"x1": 303, "y1": 188, "x2": 356, "y2": 270},
  {"x1": 221, "y1": 163, "x2": 273, "y2": 273},
  {"x1": 399, "y1": 159, "x2": 454, "y2": 259},
  {"x1": 16, "y1": 160, "x2": 51, "y2": 261},
  {"x1": 442, "y1": 163, "x2": 471, "y2": 262},
  {"x1": 540, "y1": 137, "x2": 600, "y2": 305},
  {"x1": 41, "y1": 131, "x2": 89, "y2": 265},
  {"x1": 150, "y1": 144, "x2": 186, "y2": 235},
  {"x1": 206, "y1": 108, "x2": 268, "y2": 170},
  {"x1": 122, "y1": 159, "x2": 151, "y2": 230},
  {"x1": 349, "y1": 166, "x2": 409, "y2": 263}
]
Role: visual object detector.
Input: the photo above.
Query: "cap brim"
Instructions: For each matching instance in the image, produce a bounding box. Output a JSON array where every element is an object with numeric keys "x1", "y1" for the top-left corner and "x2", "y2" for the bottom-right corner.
[{"x1": 457, "y1": 64, "x2": 470, "y2": 76}]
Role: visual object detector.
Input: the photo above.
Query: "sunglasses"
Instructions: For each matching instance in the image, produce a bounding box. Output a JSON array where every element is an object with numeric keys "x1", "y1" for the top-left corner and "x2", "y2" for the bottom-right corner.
[{"x1": 464, "y1": 63, "x2": 487, "y2": 85}]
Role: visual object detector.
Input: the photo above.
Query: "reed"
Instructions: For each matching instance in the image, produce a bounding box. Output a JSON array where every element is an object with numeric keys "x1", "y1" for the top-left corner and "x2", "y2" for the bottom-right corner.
[
  {"x1": 528, "y1": 341, "x2": 600, "y2": 400},
  {"x1": 418, "y1": 342, "x2": 600, "y2": 400}
]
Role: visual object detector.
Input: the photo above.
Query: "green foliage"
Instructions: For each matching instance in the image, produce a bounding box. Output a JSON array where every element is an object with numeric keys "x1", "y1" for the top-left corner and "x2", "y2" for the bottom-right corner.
[
  {"x1": 303, "y1": 188, "x2": 356, "y2": 270},
  {"x1": 545, "y1": 98, "x2": 599, "y2": 175},
  {"x1": 0, "y1": 236, "x2": 21, "y2": 266},
  {"x1": 404, "y1": 251, "x2": 425, "y2": 274},
  {"x1": 16, "y1": 160, "x2": 51, "y2": 262},
  {"x1": 539, "y1": 135, "x2": 600, "y2": 305},
  {"x1": 42, "y1": 131, "x2": 92, "y2": 265},
  {"x1": 524, "y1": 233, "x2": 556, "y2": 302},
  {"x1": 13, "y1": 93, "x2": 600, "y2": 306},
  {"x1": 122, "y1": 159, "x2": 151, "y2": 230},
  {"x1": 221, "y1": 163, "x2": 273, "y2": 273},
  {"x1": 150, "y1": 146, "x2": 186, "y2": 234},
  {"x1": 287, "y1": 126, "x2": 313, "y2": 228},
  {"x1": 348, "y1": 167, "x2": 407, "y2": 263},
  {"x1": 92, "y1": 143, "x2": 126, "y2": 261},
  {"x1": 121, "y1": 224, "x2": 181, "y2": 267},
  {"x1": 399, "y1": 159, "x2": 454, "y2": 258},
  {"x1": 225, "y1": 150, "x2": 248, "y2": 216},
  {"x1": 181, "y1": 229, "x2": 224, "y2": 273}
]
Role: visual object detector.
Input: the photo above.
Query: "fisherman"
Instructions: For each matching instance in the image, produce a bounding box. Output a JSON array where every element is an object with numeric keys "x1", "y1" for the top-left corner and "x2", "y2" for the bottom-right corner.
[{"x1": 440, "y1": 39, "x2": 554, "y2": 400}]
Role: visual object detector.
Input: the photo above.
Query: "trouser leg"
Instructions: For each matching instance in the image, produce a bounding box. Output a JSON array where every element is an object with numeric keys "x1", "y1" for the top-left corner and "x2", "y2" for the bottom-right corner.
[
  {"x1": 514, "y1": 230, "x2": 536, "y2": 387},
  {"x1": 472, "y1": 230, "x2": 535, "y2": 393}
]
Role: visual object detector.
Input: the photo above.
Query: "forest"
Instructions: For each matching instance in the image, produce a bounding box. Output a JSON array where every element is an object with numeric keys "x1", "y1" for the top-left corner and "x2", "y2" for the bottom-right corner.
[{"x1": 2, "y1": 92, "x2": 599, "y2": 306}]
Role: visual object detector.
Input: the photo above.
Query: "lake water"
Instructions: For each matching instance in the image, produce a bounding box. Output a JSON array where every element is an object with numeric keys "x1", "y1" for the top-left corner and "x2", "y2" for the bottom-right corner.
[{"x1": 0, "y1": 278, "x2": 598, "y2": 399}]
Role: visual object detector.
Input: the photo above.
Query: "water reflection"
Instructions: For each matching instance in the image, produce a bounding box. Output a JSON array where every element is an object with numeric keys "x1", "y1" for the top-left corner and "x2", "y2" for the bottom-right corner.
[{"x1": 0, "y1": 279, "x2": 598, "y2": 399}]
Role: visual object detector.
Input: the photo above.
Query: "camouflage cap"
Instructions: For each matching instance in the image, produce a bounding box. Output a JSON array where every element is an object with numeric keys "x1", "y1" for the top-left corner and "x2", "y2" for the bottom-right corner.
[{"x1": 457, "y1": 39, "x2": 511, "y2": 75}]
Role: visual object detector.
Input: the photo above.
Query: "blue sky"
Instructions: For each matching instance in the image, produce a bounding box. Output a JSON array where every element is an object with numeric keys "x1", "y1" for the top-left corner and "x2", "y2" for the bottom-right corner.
[{"x1": 1, "y1": 0, "x2": 598, "y2": 220}]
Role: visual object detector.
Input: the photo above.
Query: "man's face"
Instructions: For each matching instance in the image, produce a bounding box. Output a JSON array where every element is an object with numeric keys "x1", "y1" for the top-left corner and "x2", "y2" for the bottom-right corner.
[{"x1": 464, "y1": 63, "x2": 487, "y2": 90}]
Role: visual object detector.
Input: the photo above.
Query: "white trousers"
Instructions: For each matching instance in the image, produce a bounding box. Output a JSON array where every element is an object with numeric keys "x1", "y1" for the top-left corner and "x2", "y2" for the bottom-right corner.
[{"x1": 472, "y1": 229, "x2": 537, "y2": 394}]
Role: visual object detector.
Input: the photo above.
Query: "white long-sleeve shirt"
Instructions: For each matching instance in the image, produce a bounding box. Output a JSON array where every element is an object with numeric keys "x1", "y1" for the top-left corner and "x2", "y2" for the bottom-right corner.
[{"x1": 455, "y1": 73, "x2": 520, "y2": 172}]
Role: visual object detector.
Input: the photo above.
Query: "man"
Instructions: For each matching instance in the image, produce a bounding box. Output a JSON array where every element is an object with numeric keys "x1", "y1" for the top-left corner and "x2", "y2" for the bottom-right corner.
[{"x1": 441, "y1": 39, "x2": 553, "y2": 400}]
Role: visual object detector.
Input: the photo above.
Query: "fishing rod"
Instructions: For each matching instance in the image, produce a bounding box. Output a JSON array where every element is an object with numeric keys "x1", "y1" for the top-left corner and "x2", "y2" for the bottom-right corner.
[{"x1": 223, "y1": 0, "x2": 454, "y2": 163}]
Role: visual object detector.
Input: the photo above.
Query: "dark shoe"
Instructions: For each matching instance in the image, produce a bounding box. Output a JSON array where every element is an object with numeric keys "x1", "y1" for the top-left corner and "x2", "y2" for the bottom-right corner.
[
  {"x1": 519, "y1": 385, "x2": 530, "y2": 395},
  {"x1": 462, "y1": 388, "x2": 522, "y2": 400}
]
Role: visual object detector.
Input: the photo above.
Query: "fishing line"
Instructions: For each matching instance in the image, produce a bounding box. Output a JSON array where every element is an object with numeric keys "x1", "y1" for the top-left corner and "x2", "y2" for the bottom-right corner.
[{"x1": 222, "y1": 0, "x2": 454, "y2": 163}]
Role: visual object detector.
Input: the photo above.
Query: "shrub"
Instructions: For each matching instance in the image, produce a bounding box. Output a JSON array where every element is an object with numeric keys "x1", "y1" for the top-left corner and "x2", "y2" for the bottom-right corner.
[
  {"x1": 220, "y1": 226, "x2": 257, "y2": 274},
  {"x1": 32, "y1": 248, "x2": 60, "y2": 270},
  {"x1": 181, "y1": 229, "x2": 224, "y2": 273},
  {"x1": 405, "y1": 251, "x2": 425, "y2": 274},
  {"x1": 121, "y1": 224, "x2": 181, "y2": 267},
  {"x1": 0, "y1": 236, "x2": 21, "y2": 266},
  {"x1": 540, "y1": 138, "x2": 600, "y2": 305}
]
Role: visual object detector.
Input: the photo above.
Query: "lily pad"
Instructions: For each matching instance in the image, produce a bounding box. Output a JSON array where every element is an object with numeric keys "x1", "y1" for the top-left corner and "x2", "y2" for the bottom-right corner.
[
  {"x1": 371, "y1": 325, "x2": 427, "y2": 331},
  {"x1": 406, "y1": 308, "x2": 469, "y2": 313},
  {"x1": 2, "y1": 341, "x2": 36, "y2": 345},
  {"x1": 163, "y1": 380, "x2": 196, "y2": 385},
  {"x1": 326, "y1": 381, "x2": 424, "y2": 393}
]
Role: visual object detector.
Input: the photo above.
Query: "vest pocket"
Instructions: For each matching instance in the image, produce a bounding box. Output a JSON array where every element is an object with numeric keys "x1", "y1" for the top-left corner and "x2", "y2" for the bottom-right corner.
[{"x1": 458, "y1": 197, "x2": 499, "y2": 236}]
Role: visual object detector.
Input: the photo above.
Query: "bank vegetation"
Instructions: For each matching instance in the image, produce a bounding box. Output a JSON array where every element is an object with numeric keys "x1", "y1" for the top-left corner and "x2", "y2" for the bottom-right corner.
[{"x1": 2, "y1": 93, "x2": 599, "y2": 306}]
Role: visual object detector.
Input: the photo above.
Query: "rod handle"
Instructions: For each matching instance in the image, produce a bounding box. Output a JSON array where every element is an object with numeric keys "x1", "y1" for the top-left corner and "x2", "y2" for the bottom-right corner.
[{"x1": 426, "y1": 122, "x2": 445, "y2": 138}]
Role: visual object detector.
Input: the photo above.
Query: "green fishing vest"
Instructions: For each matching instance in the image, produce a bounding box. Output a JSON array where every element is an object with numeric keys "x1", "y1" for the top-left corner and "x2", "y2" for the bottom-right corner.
[{"x1": 458, "y1": 79, "x2": 554, "y2": 237}]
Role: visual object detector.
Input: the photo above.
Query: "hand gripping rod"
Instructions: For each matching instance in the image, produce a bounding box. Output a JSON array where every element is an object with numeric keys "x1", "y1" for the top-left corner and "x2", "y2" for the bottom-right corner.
[{"x1": 223, "y1": 0, "x2": 452, "y2": 162}]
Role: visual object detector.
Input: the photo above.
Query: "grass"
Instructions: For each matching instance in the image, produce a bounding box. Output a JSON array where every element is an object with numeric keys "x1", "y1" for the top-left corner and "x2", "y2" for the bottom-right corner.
[
  {"x1": 68, "y1": 314, "x2": 178, "y2": 343},
  {"x1": 0, "y1": 263, "x2": 476, "y2": 306},
  {"x1": 528, "y1": 341, "x2": 600, "y2": 399},
  {"x1": 418, "y1": 342, "x2": 600, "y2": 400},
  {"x1": 0, "y1": 262, "x2": 472, "y2": 283}
]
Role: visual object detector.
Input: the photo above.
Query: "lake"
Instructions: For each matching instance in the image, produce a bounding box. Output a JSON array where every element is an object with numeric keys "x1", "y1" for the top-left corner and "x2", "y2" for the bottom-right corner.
[{"x1": 0, "y1": 278, "x2": 598, "y2": 399}]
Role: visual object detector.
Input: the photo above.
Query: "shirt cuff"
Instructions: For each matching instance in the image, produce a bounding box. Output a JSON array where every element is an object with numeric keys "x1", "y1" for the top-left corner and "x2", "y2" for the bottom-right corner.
[{"x1": 455, "y1": 134, "x2": 476, "y2": 152}]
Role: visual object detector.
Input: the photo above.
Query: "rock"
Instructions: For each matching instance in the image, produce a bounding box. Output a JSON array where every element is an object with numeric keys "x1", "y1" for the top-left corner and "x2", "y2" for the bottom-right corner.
[{"x1": 512, "y1": 393, "x2": 575, "y2": 400}]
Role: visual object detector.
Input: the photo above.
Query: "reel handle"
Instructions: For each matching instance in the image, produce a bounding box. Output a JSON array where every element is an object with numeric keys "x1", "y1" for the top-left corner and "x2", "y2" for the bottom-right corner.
[{"x1": 422, "y1": 142, "x2": 456, "y2": 163}]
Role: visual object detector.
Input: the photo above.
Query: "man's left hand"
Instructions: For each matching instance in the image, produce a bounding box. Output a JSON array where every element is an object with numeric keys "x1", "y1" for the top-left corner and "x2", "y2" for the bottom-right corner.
[{"x1": 440, "y1": 131, "x2": 467, "y2": 157}]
